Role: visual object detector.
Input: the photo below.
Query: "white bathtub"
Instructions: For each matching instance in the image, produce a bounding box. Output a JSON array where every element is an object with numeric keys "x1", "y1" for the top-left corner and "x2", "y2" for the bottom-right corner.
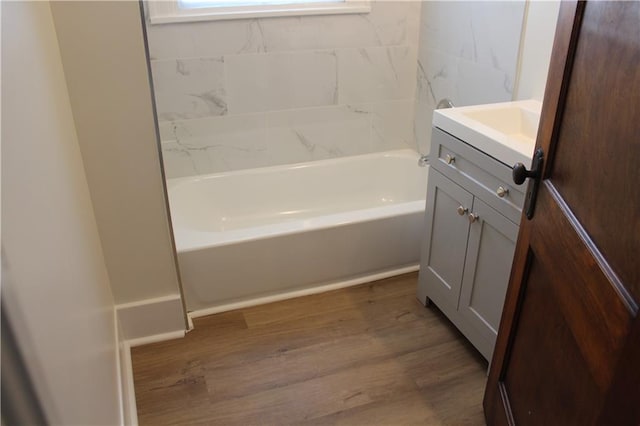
[{"x1": 168, "y1": 149, "x2": 429, "y2": 315}]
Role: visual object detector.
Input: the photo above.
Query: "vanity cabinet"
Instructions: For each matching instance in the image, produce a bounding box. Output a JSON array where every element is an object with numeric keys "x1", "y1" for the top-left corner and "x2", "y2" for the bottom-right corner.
[{"x1": 418, "y1": 127, "x2": 526, "y2": 361}]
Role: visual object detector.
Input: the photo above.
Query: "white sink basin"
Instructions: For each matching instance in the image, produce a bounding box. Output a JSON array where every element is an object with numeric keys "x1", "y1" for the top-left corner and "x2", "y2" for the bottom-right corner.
[{"x1": 432, "y1": 100, "x2": 542, "y2": 166}]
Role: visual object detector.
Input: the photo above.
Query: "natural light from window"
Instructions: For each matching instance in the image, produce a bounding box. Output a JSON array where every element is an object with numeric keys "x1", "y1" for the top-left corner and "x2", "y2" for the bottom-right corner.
[
  {"x1": 179, "y1": 0, "x2": 343, "y2": 9},
  {"x1": 148, "y1": 0, "x2": 369, "y2": 24}
]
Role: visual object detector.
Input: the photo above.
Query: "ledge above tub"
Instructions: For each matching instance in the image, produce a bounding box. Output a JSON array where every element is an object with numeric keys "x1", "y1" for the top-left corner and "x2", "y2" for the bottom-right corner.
[{"x1": 432, "y1": 100, "x2": 542, "y2": 166}]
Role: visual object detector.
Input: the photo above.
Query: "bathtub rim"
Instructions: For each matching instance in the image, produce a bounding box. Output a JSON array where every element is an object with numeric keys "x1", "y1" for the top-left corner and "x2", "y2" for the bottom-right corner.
[
  {"x1": 174, "y1": 200, "x2": 426, "y2": 253},
  {"x1": 166, "y1": 148, "x2": 423, "y2": 189},
  {"x1": 167, "y1": 148, "x2": 428, "y2": 253}
]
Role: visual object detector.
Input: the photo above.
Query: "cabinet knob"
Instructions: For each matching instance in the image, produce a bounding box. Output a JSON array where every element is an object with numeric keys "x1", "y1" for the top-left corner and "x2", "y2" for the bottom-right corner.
[
  {"x1": 468, "y1": 212, "x2": 479, "y2": 223},
  {"x1": 445, "y1": 154, "x2": 456, "y2": 165},
  {"x1": 457, "y1": 205, "x2": 468, "y2": 216},
  {"x1": 496, "y1": 186, "x2": 509, "y2": 198}
]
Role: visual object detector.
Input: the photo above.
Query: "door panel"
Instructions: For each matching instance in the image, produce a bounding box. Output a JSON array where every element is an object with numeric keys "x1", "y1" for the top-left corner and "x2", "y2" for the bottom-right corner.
[
  {"x1": 459, "y1": 198, "x2": 518, "y2": 359},
  {"x1": 484, "y1": 1, "x2": 640, "y2": 424},
  {"x1": 417, "y1": 169, "x2": 473, "y2": 310},
  {"x1": 550, "y1": 1, "x2": 640, "y2": 299},
  {"x1": 497, "y1": 189, "x2": 633, "y2": 423},
  {"x1": 529, "y1": 189, "x2": 632, "y2": 390},
  {"x1": 504, "y1": 257, "x2": 601, "y2": 425}
]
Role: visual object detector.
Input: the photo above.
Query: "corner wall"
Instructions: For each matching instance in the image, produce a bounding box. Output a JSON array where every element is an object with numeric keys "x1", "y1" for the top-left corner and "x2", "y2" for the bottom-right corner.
[
  {"x1": 2, "y1": 2, "x2": 122, "y2": 422},
  {"x1": 514, "y1": 0, "x2": 561, "y2": 101},
  {"x1": 49, "y1": 2, "x2": 185, "y2": 323}
]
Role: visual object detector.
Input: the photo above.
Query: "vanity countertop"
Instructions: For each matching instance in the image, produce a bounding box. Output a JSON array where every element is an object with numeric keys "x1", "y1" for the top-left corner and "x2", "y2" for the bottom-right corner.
[{"x1": 433, "y1": 99, "x2": 542, "y2": 167}]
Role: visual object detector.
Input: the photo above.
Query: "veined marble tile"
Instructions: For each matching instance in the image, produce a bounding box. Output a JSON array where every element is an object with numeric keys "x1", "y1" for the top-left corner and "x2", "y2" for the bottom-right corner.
[
  {"x1": 414, "y1": 99, "x2": 433, "y2": 156},
  {"x1": 417, "y1": 48, "x2": 513, "y2": 109},
  {"x1": 151, "y1": 57, "x2": 227, "y2": 121},
  {"x1": 158, "y1": 120, "x2": 178, "y2": 143},
  {"x1": 416, "y1": 48, "x2": 459, "y2": 108},
  {"x1": 145, "y1": 1, "x2": 420, "y2": 61},
  {"x1": 258, "y1": 1, "x2": 421, "y2": 52},
  {"x1": 366, "y1": 100, "x2": 416, "y2": 152},
  {"x1": 338, "y1": 45, "x2": 417, "y2": 104},
  {"x1": 337, "y1": 100, "x2": 416, "y2": 153},
  {"x1": 419, "y1": 2, "x2": 474, "y2": 64},
  {"x1": 159, "y1": 113, "x2": 268, "y2": 177},
  {"x1": 467, "y1": 1, "x2": 525, "y2": 78},
  {"x1": 419, "y1": 1, "x2": 524, "y2": 79},
  {"x1": 413, "y1": 46, "x2": 514, "y2": 155},
  {"x1": 456, "y1": 58, "x2": 513, "y2": 106},
  {"x1": 405, "y1": 1, "x2": 422, "y2": 48},
  {"x1": 146, "y1": 19, "x2": 266, "y2": 60},
  {"x1": 265, "y1": 105, "x2": 373, "y2": 164},
  {"x1": 225, "y1": 50, "x2": 338, "y2": 114},
  {"x1": 161, "y1": 141, "x2": 199, "y2": 179},
  {"x1": 158, "y1": 113, "x2": 261, "y2": 142}
]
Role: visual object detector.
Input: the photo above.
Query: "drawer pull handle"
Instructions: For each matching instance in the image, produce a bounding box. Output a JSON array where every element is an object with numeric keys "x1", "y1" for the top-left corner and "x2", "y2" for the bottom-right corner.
[
  {"x1": 457, "y1": 206, "x2": 468, "y2": 216},
  {"x1": 496, "y1": 186, "x2": 509, "y2": 198},
  {"x1": 445, "y1": 154, "x2": 456, "y2": 165},
  {"x1": 468, "y1": 213, "x2": 479, "y2": 223}
]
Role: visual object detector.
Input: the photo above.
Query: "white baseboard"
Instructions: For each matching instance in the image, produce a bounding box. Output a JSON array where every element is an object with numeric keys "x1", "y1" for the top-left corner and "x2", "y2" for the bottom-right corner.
[
  {"x1": 189, "y1": 265, "x2": 419, "y2": 319},
  {"x1": 116, "y1": 294, "x2": 186, "y2": 341},
  {"x1": 114, "y1": 312, "x2": 138, "y2": 426},
  {"x1": 114, "y1": 295, "x2": 188, "y2": 426},
  {"x1": 119, "y1": 339, "x2": 138, "y2": 426},
  {"x1": 127, "y1": 329, "x2": 186, "y2": 348}
]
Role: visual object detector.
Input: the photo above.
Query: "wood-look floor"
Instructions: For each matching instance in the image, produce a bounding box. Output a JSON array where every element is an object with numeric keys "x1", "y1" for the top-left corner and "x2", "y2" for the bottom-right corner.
[{"x1": 132, "y1": 273, "x2": 488, "y2": 425}]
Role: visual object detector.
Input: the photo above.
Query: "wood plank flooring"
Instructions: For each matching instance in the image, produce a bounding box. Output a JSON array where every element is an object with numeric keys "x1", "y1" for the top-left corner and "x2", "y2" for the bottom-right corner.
[{"x1": 132, "y1": 273, "x2": 488, "y2": 425}]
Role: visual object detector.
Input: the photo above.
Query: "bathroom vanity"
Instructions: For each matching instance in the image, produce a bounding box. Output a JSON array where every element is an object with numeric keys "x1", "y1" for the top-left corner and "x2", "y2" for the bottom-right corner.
[{"x1": 417, "y1": 100, "x2": 541, "y2": 361}]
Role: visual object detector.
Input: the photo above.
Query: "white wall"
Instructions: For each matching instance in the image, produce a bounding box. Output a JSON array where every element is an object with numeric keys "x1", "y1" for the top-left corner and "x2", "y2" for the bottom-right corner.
[
  {"x1": 1, "y1": 1, "x2": 121, "y2": 423},
  {"x1": 49, "y1": 2, "x2": 185, "y2": 314},
  {"x1": 514, "y1": 0, "x2": 561, "y2": 101},
  {"x1": 414, "y1": 1, "x2": 527, "y2": 155},
  {"x1": 145, "y1": 1, "x2": 422, "y2": 178}
]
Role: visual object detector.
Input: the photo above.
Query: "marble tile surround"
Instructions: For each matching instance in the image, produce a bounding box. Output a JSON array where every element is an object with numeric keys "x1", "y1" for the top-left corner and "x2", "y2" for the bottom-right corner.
[
  {"x1": 160, "y1": 100, "x2": 416, "y2": 178},
  {"x1": 414, "y1": 1, "x2": 526, "y2": 154},
  {"x1": 152, "y1": 57, "x2": 227, "y2": 121},
  {"x1": 146, "y1": 1, "x2": 420, "y2": 60},
  {"x1": 147, "y1": 1, "x2": 422, "y2": 177},
  {"x1": 225, "y1": 50, "x2": 338, "y2": 114},
  {"x1": 147, "y1": 1, "x2": 526, "y2": 177}
]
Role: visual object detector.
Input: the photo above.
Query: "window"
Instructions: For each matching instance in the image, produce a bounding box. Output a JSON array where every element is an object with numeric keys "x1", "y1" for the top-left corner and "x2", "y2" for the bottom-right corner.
[{"x1": 148, "y1": 0, "x2": 370, "y2": 24}]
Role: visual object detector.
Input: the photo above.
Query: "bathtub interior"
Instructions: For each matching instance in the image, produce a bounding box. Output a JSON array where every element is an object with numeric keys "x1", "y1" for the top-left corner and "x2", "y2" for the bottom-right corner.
[{"x1": 168, "y1": 149, "x2": 428, "y2": 251}]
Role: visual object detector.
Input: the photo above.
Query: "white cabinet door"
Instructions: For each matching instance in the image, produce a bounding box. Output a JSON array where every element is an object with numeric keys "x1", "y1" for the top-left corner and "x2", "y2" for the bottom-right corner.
[
  {"x1": 458, "y1": 197, "x2": 518, "y2": 360},
  {"x1": 418, "y1": 169, "x2": 473, "y2": 314}
]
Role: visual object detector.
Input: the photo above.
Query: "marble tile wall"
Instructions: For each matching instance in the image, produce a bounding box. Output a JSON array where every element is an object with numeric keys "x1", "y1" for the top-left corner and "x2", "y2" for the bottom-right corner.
[
  {"x1": 146, "y1": 1, "x2": 421, "y2": 178},
  {"x1": 414, "y1": 1, "x2": 526, "y2": 155}
]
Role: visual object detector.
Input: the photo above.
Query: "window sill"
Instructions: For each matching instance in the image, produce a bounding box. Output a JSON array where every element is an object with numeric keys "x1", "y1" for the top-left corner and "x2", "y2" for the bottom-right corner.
[{"x1": 148, "y1": 1, "x2": 371, "y2": 25}]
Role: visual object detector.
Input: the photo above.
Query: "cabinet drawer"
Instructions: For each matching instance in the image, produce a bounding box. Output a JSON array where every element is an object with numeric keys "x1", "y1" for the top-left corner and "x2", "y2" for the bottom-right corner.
[{"x1": 430, "y1": 127, "x2": 525, "y2": 224}]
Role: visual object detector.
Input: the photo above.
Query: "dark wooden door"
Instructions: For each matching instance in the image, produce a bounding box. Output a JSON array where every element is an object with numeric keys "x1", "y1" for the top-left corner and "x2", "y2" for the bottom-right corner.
[{"x1": 484, "y1": 1, "x2": 640, "y2": 424}]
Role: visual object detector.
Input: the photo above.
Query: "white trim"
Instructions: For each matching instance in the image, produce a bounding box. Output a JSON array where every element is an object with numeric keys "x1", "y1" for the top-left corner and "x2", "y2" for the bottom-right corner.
[
  {"x1": 116, "y1": 294, "x2": 186, "y2": 341},
  {"x1": 114, "y1": 313, "x2": 138, "y2": 426},
  {"x1": 187, "y1": 314, "x2": 195, "y2": 332},
  {"x1": 115, "y1": 293, "x2": 182, "y2": 310},
  {"x1": 127, "y1": 330, "x2": 187, "y2": 348},
  {"x1": 114, "y1": 314, "x2": 126, "y2": 426},
  {"x1": 119, "y1": 340, "x2": 139, "y2": 426},
  {"x1": 148, "y1": 0, "x2": 370, "y2": 24},
  {"x1": 113, "y1": 303, "x2": 186, "y2": 426},
  {"x1": 189, "y1": 265, "x2": 418, "y2": 318}
]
